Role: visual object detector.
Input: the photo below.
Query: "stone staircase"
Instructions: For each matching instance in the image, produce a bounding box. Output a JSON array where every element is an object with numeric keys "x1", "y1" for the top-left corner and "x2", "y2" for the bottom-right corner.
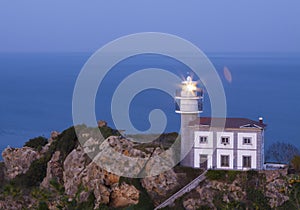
[{"x1": 154, "y1": 170, "x2": 207, "y2": 210}]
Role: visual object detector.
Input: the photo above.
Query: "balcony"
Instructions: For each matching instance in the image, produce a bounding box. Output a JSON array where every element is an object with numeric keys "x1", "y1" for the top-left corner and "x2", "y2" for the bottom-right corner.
[
  {"x1": 175, "y1": 89, "x2": 203, "y2": 99},
  {"x1": 175, "y1": 98, "x2": 203, "y2": 113}
]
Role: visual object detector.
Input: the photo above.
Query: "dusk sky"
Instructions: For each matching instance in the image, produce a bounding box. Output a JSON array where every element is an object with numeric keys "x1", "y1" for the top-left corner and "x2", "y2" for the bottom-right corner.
[{"x1": 0, "y1": 0, "x2": 299, "y2": 53}]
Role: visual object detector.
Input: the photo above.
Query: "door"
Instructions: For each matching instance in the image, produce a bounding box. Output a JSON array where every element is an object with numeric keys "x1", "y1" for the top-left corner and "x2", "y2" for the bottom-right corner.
[{"x1": 200, "y1": 155, "x2": 208, "y2": 169}]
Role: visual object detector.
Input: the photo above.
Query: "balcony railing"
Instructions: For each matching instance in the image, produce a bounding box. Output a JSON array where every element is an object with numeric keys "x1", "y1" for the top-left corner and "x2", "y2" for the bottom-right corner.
[
  {"x1": 175, "y1": 89, "x2": 203, "y2": 98},
  {"x1": 175, "y1": 98, "x2": 203, "y2": 113}
]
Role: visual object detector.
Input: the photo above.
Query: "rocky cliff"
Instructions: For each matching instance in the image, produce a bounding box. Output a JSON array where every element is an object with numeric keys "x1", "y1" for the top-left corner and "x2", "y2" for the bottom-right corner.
[
  {"x1": 0, "y1": 123, "x2": 180, "y2": 209},
  {"x1": 2, "y1": 146, "x2": 41, "y2": 180},
  {"x1": 0, "y1": 123, "x2": 299, "y2": 210},
  {"x1": 178, "y1": 169, "x2": 299, "y2": 210}
]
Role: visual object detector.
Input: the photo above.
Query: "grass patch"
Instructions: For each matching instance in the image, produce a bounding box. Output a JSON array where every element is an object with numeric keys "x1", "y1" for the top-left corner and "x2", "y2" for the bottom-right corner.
[{"x1": 206, "y1": 170, "x2": 241, "y2": 183}]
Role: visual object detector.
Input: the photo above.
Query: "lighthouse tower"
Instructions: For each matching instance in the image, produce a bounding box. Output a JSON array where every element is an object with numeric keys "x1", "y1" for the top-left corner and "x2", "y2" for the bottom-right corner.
[{"x1": 175, "y1": 76, "x2": 203, "y2": 167}]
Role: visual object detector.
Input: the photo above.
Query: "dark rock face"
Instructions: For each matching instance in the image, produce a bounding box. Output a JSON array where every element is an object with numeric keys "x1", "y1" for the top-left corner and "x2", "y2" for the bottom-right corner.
[{"x1": 0, "y1": 162, "x2": 5, "y2": 185}]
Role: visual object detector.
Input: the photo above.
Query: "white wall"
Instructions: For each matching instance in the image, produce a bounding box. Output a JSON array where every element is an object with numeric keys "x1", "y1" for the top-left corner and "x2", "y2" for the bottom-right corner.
[
  {"x1": 194, "y1": 148, "x2": 214, "y2": 169},
  {"x1": 237, "y1": 150, "x2": 257, "y2": 170},
  {"x1": 237, "y1": 132, "x2": 257, "y2": 150},
  {"x1": 194, "y1": 131, "x2": 213, "y2": 148},
  {"x1": 216, "y1": 132, "x2": 234, "y2": 149},
  {"x1": 192, "y1": 130, "x2": 261, "y2": 170},
  {"x1": 216, "y1": 149, "x2": 234, "y2": 169}
]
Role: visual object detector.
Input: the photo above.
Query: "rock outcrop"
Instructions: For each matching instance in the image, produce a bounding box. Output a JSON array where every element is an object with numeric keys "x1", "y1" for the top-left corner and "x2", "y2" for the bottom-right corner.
[
  {"x1": 88, "y1": 136, "x2": 149, "y2": 177},
  {"x1": 181, "y1": 170, "x2": 291, "y2": 210},
  {"x1": 182, "y1": 178, "x2": 247, "y2": 209},
  {"x1": 142, "y1": 169, "x2": 179, "y2": 205},
  {"x1": 80, "y1": 162, "x2": 116, "y2": 207},
  {"x1": 63, "y1": 146, "x2": 88, "y2": 196},
  {"x1": 97, "y1": 120, "x2": 107, "y2": 128},
  {"x1": 0, "y1": 196, "x2": 35, "y2": 210},
  {"x1": 2, "y1": 146, "x2": 41, "y2": 179},
  {"x1": 62, "y1": 143, "x2": 130, "y2": 208},
  {"x1": 41, "y1": 151, "x2": 63, "y2": 188},
  {"x1": 110, "y1": 183, "x2": 139, "y2": 208},
  {"x1": 264, "y1": 169, "x2": 289, "y2": 208},
  {"x1": 1, "y1": 124, "x2": 296, "y2": 210}
]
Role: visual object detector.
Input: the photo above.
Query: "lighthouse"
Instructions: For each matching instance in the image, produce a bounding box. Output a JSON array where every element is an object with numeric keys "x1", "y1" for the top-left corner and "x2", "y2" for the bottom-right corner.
[{"x1": 175, "y1": 76, "x2": 203, "y2": 167}]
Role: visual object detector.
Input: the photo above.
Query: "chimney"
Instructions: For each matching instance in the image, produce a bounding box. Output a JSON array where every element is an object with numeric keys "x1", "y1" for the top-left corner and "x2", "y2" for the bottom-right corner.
[{"x1": 259, "y1": 117, "x2": 263, "y2": 124}]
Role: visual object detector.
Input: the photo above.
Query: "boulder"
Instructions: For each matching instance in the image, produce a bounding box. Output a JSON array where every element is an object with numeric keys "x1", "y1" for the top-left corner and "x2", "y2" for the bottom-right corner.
[
  {"x1": 49, "y1": 131, "x2": 60, "y2": 143},
  {"x1": 63, "y1": 144, "x2": 121, "y2": 207},
  {"x1": 110, "y1": 183, "x2": 139, "y2": 208},
  {"x1": 141, "y1": 168, "x2": 179, "y2": 204},
  {"x1": 97, "y1": 120, "x2": 107, "y2": 128},
  {"x1": 41, "y1": 151, "x2": 63, "y2": 188},
  {"x1": 63, "y1": 146, "x2": 88, "y2": 196},
  {"x1": 2, "y1": 146, "x2": 41, "y2": 179},
  {"x1": 265, "y1": 178, "x2": 289, "y2": 207},
  {"x1": 183, "y1": 198, "x2": 196, "y2": 210}
]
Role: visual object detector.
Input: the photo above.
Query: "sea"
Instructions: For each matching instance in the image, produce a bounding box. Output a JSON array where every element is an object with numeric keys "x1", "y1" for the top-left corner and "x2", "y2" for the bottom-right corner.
[{"x1": 1, "y1": 52, "x2": 300, "y2": 160}]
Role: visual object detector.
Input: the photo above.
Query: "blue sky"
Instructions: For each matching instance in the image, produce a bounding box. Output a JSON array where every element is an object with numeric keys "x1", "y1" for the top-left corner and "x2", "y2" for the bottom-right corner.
[{"x1": 0, "y1": 0, "x2": 299, "y2": 52}]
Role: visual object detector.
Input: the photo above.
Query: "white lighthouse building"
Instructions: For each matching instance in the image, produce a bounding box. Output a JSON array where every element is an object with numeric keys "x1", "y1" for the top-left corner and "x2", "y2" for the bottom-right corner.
[
  {"x1": 175, "y1": 76, "x2": 266, "y2": 170},
  {"x1": 175, "y1": 76, "x2": 203, "y2": 167}
]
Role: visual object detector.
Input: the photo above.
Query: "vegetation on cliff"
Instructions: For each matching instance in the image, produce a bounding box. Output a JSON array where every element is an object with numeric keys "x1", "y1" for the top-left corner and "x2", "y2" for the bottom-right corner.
[
  {"x1": 1, "y1": 123, "x2": 300, "y2": 209},
  {"x1": 0, "y1": 123, "x2": 181, "y2": 209},
  {"x1": 24, "y1": 136, "x2": 48, "y2": 151}
]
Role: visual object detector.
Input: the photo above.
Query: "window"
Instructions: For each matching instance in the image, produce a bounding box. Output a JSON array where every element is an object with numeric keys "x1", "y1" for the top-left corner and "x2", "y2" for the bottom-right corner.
[
  {"x1": 221, "y1": 155, "x2": 229, "y2": 167},
  {"x1": 243, "y1": 156, "x2": 251, "y2": 168},
  {"x1": 199, "y1": 136, "x2": 208, "y2": 144},
  {"x1": 243, "y1": 137, "x2": 252, "y2": 145},
  {"x1": 221, "y1": 137, "x2": 230, "y2": 145}
]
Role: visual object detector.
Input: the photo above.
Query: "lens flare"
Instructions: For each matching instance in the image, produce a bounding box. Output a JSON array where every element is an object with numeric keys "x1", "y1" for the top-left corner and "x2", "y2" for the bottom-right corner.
[{"x1": 224, "y1": 66, "x2": 232, "y2": 83}]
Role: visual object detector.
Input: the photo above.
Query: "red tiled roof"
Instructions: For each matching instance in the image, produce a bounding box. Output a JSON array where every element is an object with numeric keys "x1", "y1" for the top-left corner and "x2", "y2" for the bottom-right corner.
[{"x1": 189, "y1": 117, "x2": 267, "y2": 129}]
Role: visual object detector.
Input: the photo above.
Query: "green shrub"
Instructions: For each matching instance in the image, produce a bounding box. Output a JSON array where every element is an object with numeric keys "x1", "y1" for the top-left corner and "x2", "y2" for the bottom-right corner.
[
  {"x1": 206, "y1": 170, "x2": 227, "y2": 181},
  {"x1": 212, "y1": 191, "x2": 227, "y2": 208},
  {"x1": 205, "y1": 170, "x2": 241, "y2": 183},
  {"x1": 0, "y1": 162, "x2": 5, "y2": 186},
  {"x1": 77, "y1": 192, "x2": 96, "y2": 209},
  {"x1": 49, "y1": 178, "x2": 65, "y2": 195},
  {"x1": 24, "y1": 136, "x2": 48, "y2": 150},
  {"x1": 37, "y1": 201, "x2": 49, "y2": 210},
  {"x1": 278, "y1": 182, "x2": 300, "y2": 209},
  {"x1": 31, "y1": 187, "x2": 51, "y2": 201},
  {"x1": 13, "y1": 155, "x2": 49, "y2": 187},
  {"x1": 196, "y1": 205, "x2": 211, "y2": 210},
  {"x1": 99, "y1": 126, "x2": 120, "y2": 139},
  {"x1": 97, "y1": 204, "x2": 112, "y2": 209},
  {"x1": 3, "y1": 183, "x2": 21, "y2": 197},
  {"x1": 291, "y1": 155, "x2": 300, "y2": 172},
  {"x1": 246, "y1": 188, "x2": 271, "y2": 209},
  {"x1": 227, "y1": 170, "x2": 241, "y2": 183},
  {"x1": 55, "y1": 126, "x2": 79, "y2": 160},
  {"x1": 246, "y1": 169, "x2": 258, "y2": 178}
]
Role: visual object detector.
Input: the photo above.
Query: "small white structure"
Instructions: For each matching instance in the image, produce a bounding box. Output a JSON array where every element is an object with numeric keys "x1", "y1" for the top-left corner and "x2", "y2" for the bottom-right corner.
[
  {"x1": 175, "y1": 76, "x2": 266, "y2": 170},
  {"x1": 264, "y1": 162, "x2": 287, "y2": 170}
]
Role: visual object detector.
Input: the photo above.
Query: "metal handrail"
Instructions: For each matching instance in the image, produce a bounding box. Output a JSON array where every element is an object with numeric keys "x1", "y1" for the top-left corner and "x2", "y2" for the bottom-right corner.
[{"x1": 154, "y1": 170, "x2": 207, "y2": 210}]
